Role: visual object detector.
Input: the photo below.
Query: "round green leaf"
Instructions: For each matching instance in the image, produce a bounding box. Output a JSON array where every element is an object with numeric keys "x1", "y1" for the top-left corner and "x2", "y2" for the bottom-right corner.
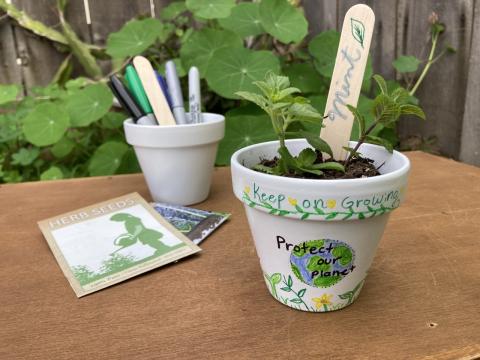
[
  {"x1": 282, "y1": 62, "x2": 326, "y2": 94},
  {"x1": 206, "y1": 47, "x2": 280, "y2": 99},
  {"x1": 51, "y1": 137, "x2": 75, "y2": 158},
  {"x1": 309, "y1": 30, "x2": 340, "y2": 78},
  {"x1": 22, "y1": 102, "x2": 70, "y2": 146},
  {"x1": 216, "y1": 111, "x2": 276, "y2": 165},
  {"x1": 186, "y1": 0, "x2": 235, "y2": 19},
  {"x1": 393, "y1": 55, "x2": 421, "y2": 73},
  {"x1": 65, "y1": 83, "x2": 113, "y2": 127},
  {"x1": 101, "y1": 111, "x2": 128, "y2": 129},
  {"x1": 218, "y1": 3, "x2": 264, "y2": 38},
  {"x1": 259, "y1": 0, "x2": 308, "y2": 44},
  {"x1": 40, "y1": 166, "x2": 63, "y2": 181},
  {"x1": 106, "y1": 18, "x2": 164, "y2": 58},
  {"x1": 0, "y1": 84, "x2": 20, "y2": 105},
  {"x1": 88, "y1": 141, "x2": 128, "y2": 176},
  {"x1": 180, "y1": 28, "x2": 243, "y2": 77},
  {"x1": 161, "y1": 1, "x2": 187, "y2": 20}
]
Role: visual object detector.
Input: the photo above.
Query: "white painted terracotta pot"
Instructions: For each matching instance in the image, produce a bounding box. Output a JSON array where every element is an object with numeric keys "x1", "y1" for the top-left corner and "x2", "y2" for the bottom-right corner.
[
  {"x1": 231, "y1": 139, "x2": 410, "y2": 312},
  {"x1": 124, "y1": 113, "x2": 225, "y2": 205}
]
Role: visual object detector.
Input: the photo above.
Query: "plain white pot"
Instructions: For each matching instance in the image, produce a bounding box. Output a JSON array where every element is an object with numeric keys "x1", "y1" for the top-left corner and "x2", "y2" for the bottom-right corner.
[
  {"x1": 231, "y1": 139, "x2": 410, "y2": 312},
  {"x1": 124, "y1": 113, "x2": 225, "y2": 205}
]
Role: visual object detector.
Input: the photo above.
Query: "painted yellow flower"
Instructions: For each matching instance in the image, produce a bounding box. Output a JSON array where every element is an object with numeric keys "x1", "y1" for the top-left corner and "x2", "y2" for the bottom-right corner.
[
  {"x1": 326, "y1": 199, "x2": 336, "y2": 209},
  {"x1": 244, "y1": 186, "x2": 251, "y2": 194},
  {"x1": 312, "y1": 294, "x2": 333, "y2": 310},
  {"x1": 288, "y1": 197, "x2": 298, "y2": 206}
]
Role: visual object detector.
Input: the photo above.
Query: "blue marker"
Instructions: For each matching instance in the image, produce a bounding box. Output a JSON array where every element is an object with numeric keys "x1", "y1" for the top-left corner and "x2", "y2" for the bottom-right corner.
[{"x1": 155, "y1": 71, "x2": 173, "y2": 110}]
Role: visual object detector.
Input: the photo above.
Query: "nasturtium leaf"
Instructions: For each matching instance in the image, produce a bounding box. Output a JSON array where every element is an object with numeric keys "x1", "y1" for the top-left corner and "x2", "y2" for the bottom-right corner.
[
  {"x1": 101, "y1": 111, "x2": 128, "y2": 129},
  {"x1": 0, "y1": 84, "x2": 20, "y2": 105},
  {"x1": 106, "y1": 18, "x2": 165, "y2": 58},
  {"x1": 206, "y1": 47, "x2": 280, "y2": 99},
  {"x1": 51, "y1": 137, "x2": 75, "y2": 158},
  {"x1": 393, "y1": 55, "x2": 421, "y2": 73},
  {"x1": 116, "y1": 148, "x2": 141, "y2": 174},
  {"x1": 65, "y1": 83, "x2": 113, "y2": 127},
  {"x1": 0, "y1": 114, "x2": 22, "y2": 143},
  {"x1": 11, "y1": 147, "x2": 40, "y2": 166},
  {"x1": 40, "y1": 166, "x2": 63, "y2": 181},
  {"x1": 22, "y1": 103, "x2": 70, "y2": 146},
  {"x1": 179, "y1": 28, "x2": 242, "y2": 77},
  {"x1": 309, "y1": 30, "x2": 340, "y2": 78},
  {"x1": 259, "y1": 0, "x2": 308, "y2": 44},
  {"x1": 186, "y1": 0, "x2": 236, "y2": 19},
  {"x1": 282, "y1": 63, "x2": 326, "y2": 94},
  {"x1": 88, "y1": 141, "x2": 128, "y2": 176},
  {"x1": 218, "y1": 3, "x2": 264, "y2": 38},
  {"x1": 216, "y1": 111, "x2": 276, "y2": 165},
  {"x1": 160, "y1": 1, "x2": 187, "y2": 20}
]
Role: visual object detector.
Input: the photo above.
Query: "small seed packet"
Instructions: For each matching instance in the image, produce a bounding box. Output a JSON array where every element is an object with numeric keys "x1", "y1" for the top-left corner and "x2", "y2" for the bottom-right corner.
[
  {"x1": 152, "y1": 203, "x2": 230, "y2": 245},
  {"x1": 38, "y1": 193, "x2": 201, "y2": 297}
]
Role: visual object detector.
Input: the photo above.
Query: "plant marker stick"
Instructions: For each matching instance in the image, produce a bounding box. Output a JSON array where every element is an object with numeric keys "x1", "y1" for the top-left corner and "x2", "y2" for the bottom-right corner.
[
  {"x1": 188, "y1": 66, "x2": 202, "y2": 123},
  {"x1": 165, "y1": 60, "x2": 188, "y2": 125},
  {"x1": 132, "y1": 56, "x2": 176, "y2": 126},
  {"x1": 108, "y1": 76, "x2": 156, "y2": 126},
  {"x1": 320, "y1": 4, "x2": 375, "y2": 160}
]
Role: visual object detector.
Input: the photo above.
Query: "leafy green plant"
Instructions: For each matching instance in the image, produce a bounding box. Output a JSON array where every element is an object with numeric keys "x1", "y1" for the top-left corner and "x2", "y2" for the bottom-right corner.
[
  {"x1": 237, "y1": 72, "x2": 425, "y2": 177},
  {"x1": 236, "y1": 72, "x2": 344, "y2": 176},
  {"x1": 0, "y1": 0, "x2": 449, "y2": 183},
  {"x1": 346, "y1": 75, "x2": 425, "y2": 164}
]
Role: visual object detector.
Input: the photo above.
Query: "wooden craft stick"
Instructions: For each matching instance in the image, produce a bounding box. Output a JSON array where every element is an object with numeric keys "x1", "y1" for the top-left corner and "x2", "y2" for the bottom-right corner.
[
  {"x1": 133, "y1": 56, "x2": 176, "y2": 126},
  {"x1": 320, "y1": 4, "x2": 375, "y2": 160}
]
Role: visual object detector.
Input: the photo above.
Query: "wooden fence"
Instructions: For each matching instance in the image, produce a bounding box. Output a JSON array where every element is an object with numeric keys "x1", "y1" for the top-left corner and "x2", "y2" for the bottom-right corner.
[{"x1": 1, "y1": 0, "x2": 479, "y2": 166}]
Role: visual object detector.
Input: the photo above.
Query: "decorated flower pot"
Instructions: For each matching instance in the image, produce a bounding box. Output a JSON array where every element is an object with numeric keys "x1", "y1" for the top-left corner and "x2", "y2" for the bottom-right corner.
[
  {"x1": 231, "y1": 139, "x2": 410, "y2": 312},
  {"x1": 124, "y1": 113, "x2": 225, "y2": 205}
]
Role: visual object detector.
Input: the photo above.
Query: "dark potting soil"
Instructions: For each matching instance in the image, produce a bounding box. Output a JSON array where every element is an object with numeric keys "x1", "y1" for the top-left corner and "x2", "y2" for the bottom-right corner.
[{"x1": 256, "y1": 152, "x2": 381, "y2": 180}]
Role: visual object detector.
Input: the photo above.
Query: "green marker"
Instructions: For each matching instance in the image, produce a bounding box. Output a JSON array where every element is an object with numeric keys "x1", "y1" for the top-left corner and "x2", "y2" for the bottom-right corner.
[{"x1": 125, "y1": 64, "x2": 153, "y2": 114}]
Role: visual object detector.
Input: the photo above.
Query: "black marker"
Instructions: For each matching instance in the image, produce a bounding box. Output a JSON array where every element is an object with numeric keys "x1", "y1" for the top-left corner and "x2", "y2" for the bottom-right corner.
[{"x1": 108, "y1": 75, "x2": 157, "y2": 125}]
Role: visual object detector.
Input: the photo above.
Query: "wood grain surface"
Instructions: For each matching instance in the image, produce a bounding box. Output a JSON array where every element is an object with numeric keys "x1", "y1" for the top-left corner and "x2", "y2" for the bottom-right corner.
[{"x1": 0, "y1": 152, "x2": 479, "y2": 360}]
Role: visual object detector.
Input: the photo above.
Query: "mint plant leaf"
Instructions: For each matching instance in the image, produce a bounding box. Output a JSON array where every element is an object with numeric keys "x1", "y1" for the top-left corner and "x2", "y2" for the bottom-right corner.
[
  {"x1": 107, "y1": 18, "x2": 165, "y2": 58},
  {"x1": 259, "y1": 0, "x2": 308, "y2": 44},
  {"x1": 218, "y1": 3, "x2": 264, "y2": 38},
  {"x1": 22, "y1": 103, "x2": 70, "y2": 146},
  {"x1": 400, "y1": 104, "x2": 426, "y2": 119}
]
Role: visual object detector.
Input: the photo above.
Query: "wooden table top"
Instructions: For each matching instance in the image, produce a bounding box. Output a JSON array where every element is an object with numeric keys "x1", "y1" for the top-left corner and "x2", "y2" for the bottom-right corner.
[{"x1": 1, "y1": 151, "x2": 479, "y2": 360}]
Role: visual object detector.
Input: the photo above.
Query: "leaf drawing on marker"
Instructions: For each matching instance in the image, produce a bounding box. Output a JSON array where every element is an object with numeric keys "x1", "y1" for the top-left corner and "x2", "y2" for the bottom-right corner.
[{"x1": 351, "y1": 18, "x2": 365, "y2": 48}]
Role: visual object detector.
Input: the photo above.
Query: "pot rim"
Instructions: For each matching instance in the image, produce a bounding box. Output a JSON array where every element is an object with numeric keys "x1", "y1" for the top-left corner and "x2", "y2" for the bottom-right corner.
[{"x1": 231, "y1": 139, "x2": 410, "y2": 185}]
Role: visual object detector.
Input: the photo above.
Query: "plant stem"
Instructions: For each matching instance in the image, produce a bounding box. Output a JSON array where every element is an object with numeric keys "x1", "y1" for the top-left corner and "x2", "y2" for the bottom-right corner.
[
  {"x1": 345, "y1": 120, "x2": 378, "y2": 164},
  {"x1": 409, "y1": 32, "x2": 439, "y2": 96}
]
